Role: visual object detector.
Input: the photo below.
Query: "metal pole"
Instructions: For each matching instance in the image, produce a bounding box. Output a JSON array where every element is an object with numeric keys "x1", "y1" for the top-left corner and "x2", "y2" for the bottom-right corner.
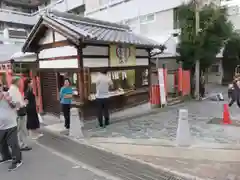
[{"x1": 194, "y1": 0, "x2": 200, "y2": 100}]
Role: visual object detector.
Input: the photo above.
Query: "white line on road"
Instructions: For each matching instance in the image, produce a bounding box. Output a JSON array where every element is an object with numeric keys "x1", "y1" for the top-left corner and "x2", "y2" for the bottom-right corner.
[{"x1": 35, "y1": 141, "x2": 123, "y2": 180}]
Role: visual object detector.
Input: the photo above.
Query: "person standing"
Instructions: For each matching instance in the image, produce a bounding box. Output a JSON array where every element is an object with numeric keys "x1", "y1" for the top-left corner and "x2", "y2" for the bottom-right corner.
[
  {"x1": 8, "y1": 77, "x2": 32, "y2": 151},
  {"x1": 95, "y1": 69, "x2": 113, "y2": 128},
  {"x1": 199, "y1": 73, "x2": 205, "y2": 98},
  {"x1": 229, "y1": 77, "x2": 240, "y2": 107},
  {"x1": 59, "y1": 78, "x2": 73, "y2": 130},
  {"x1": 24, "y1": 78, "x2": 42, "y2": 139},
  {"x1": 0, "y1": 83, "x2": 22, "y2": 171}
]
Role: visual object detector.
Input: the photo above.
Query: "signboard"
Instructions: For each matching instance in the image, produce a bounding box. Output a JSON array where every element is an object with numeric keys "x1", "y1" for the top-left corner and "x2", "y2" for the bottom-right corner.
[
  {"x1": 116, "y1": 46, "x2": 131, "y2": 64},
  {"x1": 109, "y1": 45, "x2": 136, "y2": 87},
  {"x1": 109, "y1": 45, "x2": 136, "y2": 67},
  {"x1": 158, "y1": 68, "x2": 166, "y2": 105}
]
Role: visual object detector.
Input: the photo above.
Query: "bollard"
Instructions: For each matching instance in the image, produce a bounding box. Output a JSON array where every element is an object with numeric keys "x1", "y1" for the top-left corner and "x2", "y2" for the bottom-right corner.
[
  {"x1": 69, "y1": 108, "x2": 84, "y2": 139},
  {"x1": 176, "y1": 109, "x2": 191, "y2": 147}
]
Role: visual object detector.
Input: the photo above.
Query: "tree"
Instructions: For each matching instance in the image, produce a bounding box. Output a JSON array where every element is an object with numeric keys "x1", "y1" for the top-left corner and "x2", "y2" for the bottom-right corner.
[
  {"x1": 176, "y1": 2, "x2": 233, "y2": 73},
  {"x1": 222, "y1": 32, "x2": 240, "y2": 83}
]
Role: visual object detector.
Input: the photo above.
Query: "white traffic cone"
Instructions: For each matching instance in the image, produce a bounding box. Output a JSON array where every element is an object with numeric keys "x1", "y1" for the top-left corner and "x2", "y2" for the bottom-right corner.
[
  {"x1": 69, "y1": 108, "x2": 84, "y2": 139},
  {"x1": 176, "y1": 109, "x2": 191, "y2": 147}
]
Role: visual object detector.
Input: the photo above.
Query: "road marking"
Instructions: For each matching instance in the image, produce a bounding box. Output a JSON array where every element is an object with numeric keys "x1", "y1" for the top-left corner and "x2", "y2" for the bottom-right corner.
[{"x1": 35, "y1": 142, "x2": 123, "y2": 180}]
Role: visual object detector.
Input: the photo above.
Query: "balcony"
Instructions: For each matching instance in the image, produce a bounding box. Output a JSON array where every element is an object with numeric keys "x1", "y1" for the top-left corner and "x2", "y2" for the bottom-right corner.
[
  {"x1": 51, "y1": 0, "x2": 85, "y2": 12},
  {"x1": 3, "y1": 0, "x2": 49, "y2": 7},
  {"x1": 0, "y1": 9, "x2": 36, "y2": 25},
  {"x1": 0, "y1": 0, "x2": 85, "y2": 26}
]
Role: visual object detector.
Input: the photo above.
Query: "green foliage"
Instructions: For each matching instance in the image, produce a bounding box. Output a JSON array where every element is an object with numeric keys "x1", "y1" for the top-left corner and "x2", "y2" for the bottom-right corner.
[
  {"x1": 177, "y1": 2, "x2": 233, "y2": 72},
  {"x1": 222, "y1": 32, "x2": 240, "y2": 81}
]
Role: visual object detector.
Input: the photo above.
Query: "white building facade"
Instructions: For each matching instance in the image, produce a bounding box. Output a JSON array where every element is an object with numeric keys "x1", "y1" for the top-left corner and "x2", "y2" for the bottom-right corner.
[
  {"x1": 84, "y1": 0, "x2": 240, "y2": 85},
  {"x1": 0, "y1": 0, "x2": 85, "y2": 45},
  {"x1": 85, "y1": 0, "x2": 183, "y2": 36}
]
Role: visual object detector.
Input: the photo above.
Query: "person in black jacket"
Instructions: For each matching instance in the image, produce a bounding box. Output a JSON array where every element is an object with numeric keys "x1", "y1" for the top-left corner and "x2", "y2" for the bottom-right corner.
[
  {"x1": 228, "y1": 78, "x2": 240, "y2": 107},
  {"x1": 24, "y1": 78, "x2": 42, "y2": 139}
]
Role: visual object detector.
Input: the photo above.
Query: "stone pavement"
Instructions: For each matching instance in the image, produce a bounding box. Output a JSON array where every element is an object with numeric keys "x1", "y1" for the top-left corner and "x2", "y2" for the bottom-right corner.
[
  {"x1": 37, "y1": 129, "x2": 187, "y2": 180},
  {"x1": 0, "y1": 143, "x2": 111, "y2": 180},
  {"x1": 41, "y1": 84, "x2": 240, "y2": 180},
  {"x1": 132, "y1": 155, "x2": 240, "y2": 180},
  {"x1": 83, "y1": 86, "x2": 239, "y2": 145},
  {"x1": 81, "y1": 139, "x2": 240, "y2": 180}
]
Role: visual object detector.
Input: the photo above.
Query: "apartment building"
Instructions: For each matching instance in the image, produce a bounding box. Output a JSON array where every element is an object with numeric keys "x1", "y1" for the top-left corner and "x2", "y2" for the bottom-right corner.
[
  {"x1": 0, "y1": 0, "x2": 85, "y2": 62},
  {"x1": 0, "y1": 0, "x2": 85, "y2": 42},
  {"x1": 85, "y1": 0, "x2": 240, "y2": 42}
]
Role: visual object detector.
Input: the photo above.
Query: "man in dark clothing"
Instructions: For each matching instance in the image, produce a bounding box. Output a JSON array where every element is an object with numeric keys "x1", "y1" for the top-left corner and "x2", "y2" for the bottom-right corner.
[
  {"x1": 229, "y1": 78, "x2": 240, "y2": 107},
  {"x1": 95, "y1": 70, "x2": 113, "y2": 127}
]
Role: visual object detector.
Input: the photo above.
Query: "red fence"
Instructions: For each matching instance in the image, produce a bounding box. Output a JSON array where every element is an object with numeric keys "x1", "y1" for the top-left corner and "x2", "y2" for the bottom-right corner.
[{"x1": 150, "y1": 67, "x2": 191, "y2": 107}]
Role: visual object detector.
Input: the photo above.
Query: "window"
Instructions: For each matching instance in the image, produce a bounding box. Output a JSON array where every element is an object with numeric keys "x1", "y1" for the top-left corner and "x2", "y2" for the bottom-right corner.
[
  {"x1": 99, "y1": 0, "x2": 124, "y2": 6},
  {"x1": 210, "y1": 64, "x2": 219, "y2": 73},
  {"x1": 99, "y1": 0, "x2": 109, "y2": 6},
  {"x1": 142, "y1": 69, "x2": 149, "y2": 85},
  {"x1": 228, "y1": 5, "x2": 240, "y2": 15},
  {"x1": 173, "y1": 7, "x2": 180, "y2": 29},
  {"x1": 140, "y1": 13, "x2": 156, "y2": 24}
]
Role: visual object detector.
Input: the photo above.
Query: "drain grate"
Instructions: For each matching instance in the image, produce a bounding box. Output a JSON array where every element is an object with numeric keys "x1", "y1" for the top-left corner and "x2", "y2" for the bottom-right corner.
[{"x1": 38, "y1": 129, "x2": 189, "y2": 180}]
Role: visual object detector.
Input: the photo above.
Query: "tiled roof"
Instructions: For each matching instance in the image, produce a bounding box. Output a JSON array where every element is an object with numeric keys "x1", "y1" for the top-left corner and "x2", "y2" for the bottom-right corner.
[
  {"x1": 46, "y1": 11, "x2": 161, "y2": 48},
  {"x1": 23, "y1": 11, "x2": 163, "y2": 52},
  {"x1": 50, "y1": 11, "x2": 162, "y2": 48}
]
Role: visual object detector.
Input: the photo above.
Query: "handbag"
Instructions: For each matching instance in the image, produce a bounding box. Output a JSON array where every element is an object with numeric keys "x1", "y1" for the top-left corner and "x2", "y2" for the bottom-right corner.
[
  {"x1": 38, "y1": 113, "x2": 43, "y2": 123},
  {"x1": 17, "y1": 106, "x2": 26, "y2": 116}
]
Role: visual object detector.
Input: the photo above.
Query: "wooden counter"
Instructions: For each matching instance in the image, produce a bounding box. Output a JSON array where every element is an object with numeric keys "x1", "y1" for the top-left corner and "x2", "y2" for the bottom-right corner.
[{"x1": 73, "y1": 87, "x2": 149, "y2": 120}]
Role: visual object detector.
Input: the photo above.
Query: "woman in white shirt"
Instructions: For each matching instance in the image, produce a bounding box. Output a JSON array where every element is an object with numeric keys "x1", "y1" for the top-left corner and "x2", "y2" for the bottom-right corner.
[{"x1": 8, "y1": 77, "x2": 32, "y2": 151}]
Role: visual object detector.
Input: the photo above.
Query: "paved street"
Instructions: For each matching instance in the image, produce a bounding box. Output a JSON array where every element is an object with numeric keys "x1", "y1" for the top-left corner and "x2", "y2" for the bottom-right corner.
[
  {"x1": 39, "y1": 85, "x2": 240, "y2": 179},
  {"x1": 0, "y1": 143, "x2": 112, "y2": 180},
  {"x1": 68, "y1": 86, "x2": 240, "y2": 180}
]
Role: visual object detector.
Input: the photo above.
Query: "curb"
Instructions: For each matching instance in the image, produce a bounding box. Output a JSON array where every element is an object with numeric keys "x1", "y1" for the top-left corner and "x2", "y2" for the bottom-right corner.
[
  {"x1": 40, "y1": 127, "x2": 204, "y2": 180},
  {"x1": 82, "y1": 141, "x2": 205, "y2": 180},
  {"x1": 84, "y1": 137, "x2": 240, "y2": 150}
]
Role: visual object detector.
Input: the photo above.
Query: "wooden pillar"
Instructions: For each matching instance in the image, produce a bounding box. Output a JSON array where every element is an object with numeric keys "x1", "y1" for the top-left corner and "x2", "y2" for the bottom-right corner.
[
  {"x1": 178, "y1": 62, "x2": 183, "y2": 96},
  {"x1": 147, "y1": 49, "x2": 152, "y2": 102},
  {"x1": 148, "y1": 49, "x2": 152, "y2": 87},
  {"x1": 77, "y1": 46, "x2": 84, "y2": 103},
  {"x1": 162, "y1": 64, "x2": 167, "y2": 100},
  {"x1": 36, "y1": 52, "x2": 43, "y2": 114}
]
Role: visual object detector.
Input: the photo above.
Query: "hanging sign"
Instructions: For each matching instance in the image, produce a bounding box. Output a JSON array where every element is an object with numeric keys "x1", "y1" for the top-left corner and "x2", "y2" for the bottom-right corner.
[{"x1": 109, "y1": 45, "x2": 136, "y2": 66}]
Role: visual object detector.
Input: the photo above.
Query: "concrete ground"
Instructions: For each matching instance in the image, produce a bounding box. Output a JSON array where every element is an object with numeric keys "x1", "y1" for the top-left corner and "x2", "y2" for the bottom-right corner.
[
  {"x1": 0, "y1": 143, "x2": 114, "y2": 180},
  {"x1": 41, "y1": 84, "x2": 240, "y2": 180}
]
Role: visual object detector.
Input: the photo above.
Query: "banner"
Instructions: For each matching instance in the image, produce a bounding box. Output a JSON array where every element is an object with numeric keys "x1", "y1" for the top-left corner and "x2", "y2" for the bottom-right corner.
[{"x1": 158, "y1": 68, "x2": 166, "y2": 105}]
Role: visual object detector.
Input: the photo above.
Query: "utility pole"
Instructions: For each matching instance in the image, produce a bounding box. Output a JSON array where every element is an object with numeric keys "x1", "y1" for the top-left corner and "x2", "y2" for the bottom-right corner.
[{"x1": 194, "y1": 0, "x2": 200, "y2": 100}]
